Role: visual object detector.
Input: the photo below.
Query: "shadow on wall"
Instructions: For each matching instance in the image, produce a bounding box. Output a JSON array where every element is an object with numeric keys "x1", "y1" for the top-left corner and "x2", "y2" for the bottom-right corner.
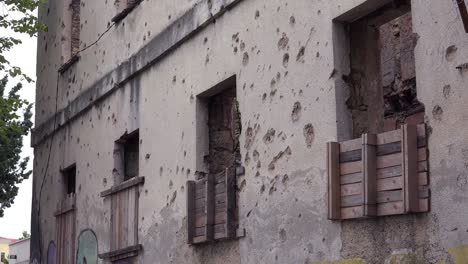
[{"x1": 311, "y1": 245, "x2": 468, "y2": 264}]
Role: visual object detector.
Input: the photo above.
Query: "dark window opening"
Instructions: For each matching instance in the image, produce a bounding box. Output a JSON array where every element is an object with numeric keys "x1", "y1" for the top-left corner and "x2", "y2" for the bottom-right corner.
[
  {"x1": 115, "y1": 131, "x2": 140, "y2": 182},
  {"x1": 63, "y1": 165, "x2": 76, "y2": 195},
  {"x1": 341, "y1": 1, "x2": 424, "y2": 139},
  {"x1": 208, "y1": 86, "x2": 241, "y2": 175}
]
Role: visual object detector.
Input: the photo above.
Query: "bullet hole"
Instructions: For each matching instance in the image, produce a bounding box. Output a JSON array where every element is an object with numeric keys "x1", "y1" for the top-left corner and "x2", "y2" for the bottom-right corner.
[
  {"x1": 291, "y1": 102, "x2": 302, "y2": 122},
  {"x1": 432, "y1": 105, "x2": 443, "y2": 121},
  {"x1": 256, "y1": 160, "x2": 261, "y2": 169},
  {"x1": 253, "y1": 150, "x2": 260, "y2": 161},
  {"x1": 296, "y1": 46, "x2": 305, "y2": 62},
  {"x1": 443, "y1": 85, "x2": 451, "y2": 99},
  {"x1": 240, "y1": 41, "x2": 246, "y2": 51},
  {"x1": 255, "y1": 171, "x2": 260, "y2": 177},
  {"x1": 269, "y1": 184, "x2": 277, "y2": 195},
  {"x1": 277, "y1": 33, "x2": 289, "y2": 50},
  {"x1": 103, "y1": 178, "x2": 107, "y2": 186},
  {"x1": 233, "y1": 47, "x2": 238, "y2": 54},
  {"x1": 283, "y1": 53, "x2": 290, "y2": 68},
  {"x1": 172, "y1": 75, "x2": 177, "y2": 84},
  {"x1": 262, "y1": 93, "x2": 267, "y2": 101},
  {"x1": 457, "y1": 174, "x2": 467, "y2": 189},
  {"x1": 255, "y1": 10, "x2": 260, "y2": 19},
  {"x1": 263, "y1": 128, "x2": 276, "y2": 144},
  {"x1": 445, "y1": 45, "x2": 458, "y2": 61},
  {"x1": 244, "y1": 152, "x2": 251, "y2": 166},
  {"x1": 170, "y1": 191, "x2": 177, "y2": 204},
  {"x1": 260, "y1": 184, "x2": 266, "y2": 193},
  {"x1": 232, "y1": 32, "x2": 239, "y2": 43},
  {"x1": 159, "y1": 166, "x2": 163, "y2": 176},
  {"x1": 282, "y1": 174, "x2": 289, "y2": 184},
  {"x1": 205, "y1": 54, "x2": 210, "y2": 65},
  {"x1": 242, "y1": 52, "x2": 249, "y2": 66},
  {"x1": 169, "y1": 180, "x2": 173, "y2": 189},
  {"x1": 239, "y1": 179, "x2": 247, "y2": 191},
  {"x1": 145, "y1": 189, "x2": 148, "y2": 195},
  {"x1": 190, "y1": 93, "x2": 194, "y2": 103},
  {"x1": 303, "y1": 123, "x2": 315, "y2": 148},
  {"x1": 279, "y1": 229, "x2": 287, "y2": 242},
  {"x1": 203, "y1": 37, "x2": 208, "y2": 44},
  {"x1": 289, "y1": 16, "x2": 296, "y2": 25},
  {"x1": 145, "y1": 153, "x2": 151, "y2": 160},
  {"x1": 268, "y1": 146, "x2": 292, "y2": 171}
]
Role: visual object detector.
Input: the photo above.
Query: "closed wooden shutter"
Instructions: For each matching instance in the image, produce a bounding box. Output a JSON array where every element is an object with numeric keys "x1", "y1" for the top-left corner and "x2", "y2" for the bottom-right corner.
[
  {"x1": 187, "y1": 168, "x2": 237, "y2": 244},
  {"x1": 55, "y1": 194, "x2": 77, "y2": 264},
  {"x1": 328, "y1": 124, "x2": 429, "y2": 220}
]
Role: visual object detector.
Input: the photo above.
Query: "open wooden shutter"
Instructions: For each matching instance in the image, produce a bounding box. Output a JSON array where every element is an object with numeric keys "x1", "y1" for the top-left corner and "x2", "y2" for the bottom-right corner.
[
  {"x1": 328, "y1": 124, "x2": 429, "y2": 220},
  {"x1": 187, "y1": 168, "x2": 237, "y2": 244}
]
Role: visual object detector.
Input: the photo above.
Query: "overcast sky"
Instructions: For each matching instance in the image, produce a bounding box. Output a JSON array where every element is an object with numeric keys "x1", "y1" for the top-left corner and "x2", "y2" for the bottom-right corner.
[{"x1": 0, "y1": 28, "x2": 36, "y2": 239}]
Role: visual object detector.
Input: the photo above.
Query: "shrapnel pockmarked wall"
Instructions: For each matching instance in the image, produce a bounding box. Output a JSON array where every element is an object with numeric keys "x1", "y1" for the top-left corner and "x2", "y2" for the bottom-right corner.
[{"x1": 31, "y1": 0, "x2": 468, "y2": 263}]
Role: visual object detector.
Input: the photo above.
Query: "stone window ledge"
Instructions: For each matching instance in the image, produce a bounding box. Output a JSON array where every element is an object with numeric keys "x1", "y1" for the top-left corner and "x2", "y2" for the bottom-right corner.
[
  {"x1": 98, "y1": 244, "x2": 142, "y2": 262},
  {"x1": 58, "y1": 55, "x2": 80, "y2": 74},
  {"x1": 111, "y1": 0, "x2": 143, "y2": 23},
  {"x1": 100, "y1": 176, "x2": 145, "y2": 198}
]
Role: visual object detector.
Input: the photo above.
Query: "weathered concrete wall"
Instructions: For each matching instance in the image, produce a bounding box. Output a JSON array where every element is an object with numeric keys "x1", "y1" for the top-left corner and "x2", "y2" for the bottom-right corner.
[{"x1": 32, "y1": 0, "x2": 468, "y2": 263}]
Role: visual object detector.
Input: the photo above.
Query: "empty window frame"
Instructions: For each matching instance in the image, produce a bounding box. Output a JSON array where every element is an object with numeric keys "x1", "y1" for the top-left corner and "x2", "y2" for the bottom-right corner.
[
  {"x1": 62, "y1": 165, "x2": 76, "y2": 195},
  {"x1": 114, "y1": 131, "x2": 140, "y2": 182},
  {"x1": 334, "y1": 0, "x2": 424, "y2": 140},
  {"x1": 59, "y1": 0, "x2": 81, "y2": 72},
  {"x1": 329, "y1": 0, "x2": 430, "y2": 221},
  {"x1": 112, "y1": 0, "x2": 142, "y2": 22},
  {"x1": 187, "y1": 77, "x2": 242, "y2": 244}
]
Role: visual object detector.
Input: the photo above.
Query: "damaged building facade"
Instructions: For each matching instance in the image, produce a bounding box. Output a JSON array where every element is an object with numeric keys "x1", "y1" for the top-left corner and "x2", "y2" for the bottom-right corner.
[{"x1": 30, "y1": 0, "x2": 468, "y2": 263}]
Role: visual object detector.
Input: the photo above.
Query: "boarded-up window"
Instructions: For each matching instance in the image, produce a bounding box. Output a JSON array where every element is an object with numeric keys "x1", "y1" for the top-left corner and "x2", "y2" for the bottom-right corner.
[
  {"x1": 99, "y1": 178, "x2": 143, "y2": 261},
  {"x1": 54, "y1": 194, "x2": 76, "y2": 264},
  {"x1": 187, "y1": 168, "x2": 237, "y2": 244},
  {"x1": 327, "y1": 124, "x2": 429, "y2": 220},
  {"x1": 187, "y1": 81, "x2": 241, "y2": 245}
]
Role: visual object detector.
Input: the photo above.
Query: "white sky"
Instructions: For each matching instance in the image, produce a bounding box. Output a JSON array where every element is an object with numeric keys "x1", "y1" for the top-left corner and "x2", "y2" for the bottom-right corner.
[{"x1": 0, "y1": 28, "x2": 37, "y2": 239}]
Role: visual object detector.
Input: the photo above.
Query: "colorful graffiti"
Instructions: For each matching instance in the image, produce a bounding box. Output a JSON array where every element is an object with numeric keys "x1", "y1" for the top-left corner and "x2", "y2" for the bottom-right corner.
[
  {"x1": 47, "y1": 241, "x2": 55, "y2": 264},
  {"x1": 76, "y1": 229, "x2": 98, "y2": 264}
]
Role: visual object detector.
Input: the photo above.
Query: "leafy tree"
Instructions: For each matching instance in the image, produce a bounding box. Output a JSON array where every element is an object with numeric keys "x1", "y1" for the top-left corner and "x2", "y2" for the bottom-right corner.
[
  {"x1": 0, "y1": 0, "x2": 46, "y2": 82},
  {"x1": 19, "y1": 230, "x2": 30, "y2": 240},
  {"x1": 0, "y1": 76, "x2": 33, "y2": 217}
]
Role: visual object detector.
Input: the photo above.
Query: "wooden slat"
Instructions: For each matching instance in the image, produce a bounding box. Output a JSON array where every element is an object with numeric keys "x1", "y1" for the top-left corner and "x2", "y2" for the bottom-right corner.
[
  {"x1": 377, "y1": 176, "x2": 402, "y2": 191},
  {"x1": 419, "y1": 172, "x2": 428, "y2": 186},
  {"x1": 340, "y1": 172, "x2": 362, "y2": 185},
  {"x1": 327, "y1": 142, "x2": 341, "y2": 220},
  {"x1": 341, "y1": 206, "x2": 363, "y2": 219},
  {"x1": 100, "y1": 176, "x2": 145, "y2": 197},
  {"x1": 376, "y1": 141, "x2": 401, "y2": 156},
  {"x1": 339, "y1": 149, "x2": 362, "y2": 163},
  {"x1": 363, "y1": 134, "x2": 377, "y2": 217},
  {"x1": 340, "y1": 160, "x2": 362, "y2": 175},
  {"x1": 205, "y1": 173, "x2": 215, "y2": 242},
  {"x1": 341, "y1": 182, "x2": 362, "y2": 196},
  {"x1": 377, "y1": 129, "x2": 401, "y2": 145},
  {"x1": 187, "y1": 181, "x2": 196, "y2": 244},
  {"x1": 377, "y1": 165, "x2": 403, "y2": 179},
  {"x1": 418, "y1": 161, "x2": 428, "y2": 172},
  {"x1": 340, "y1": 138, "x2": 361, "y2": 152},
  {"x1": 377, "y1": 190, "x2": 403, "y2": 203},
  {"x1": 377, "y1": 199, "x2": 429, "y2": 216},
  {"x1": 403, "y1": 124, "x2": 419, "y2": 213},
  {"x1": 341, "y1": 194, "x2": 363, "y2": 207},
  {"x1": 226, "y1": 167, "x2": 237, "y2": 239},
  {"x1": 376, "y1": 152, "x2": 402, "y2": 169}
]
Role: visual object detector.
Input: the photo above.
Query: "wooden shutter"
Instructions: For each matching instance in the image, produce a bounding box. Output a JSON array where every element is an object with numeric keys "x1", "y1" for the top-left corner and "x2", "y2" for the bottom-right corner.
[
  {"x1": 187, "y1": 168, "x2": 237, "y2": 244},
  {"x1": 55, "y1": 194, "x2": 76, "y2": 264},
  {"x1": 328, "y1": 124, "x2": 429, "y2": 220},
  {"x1": 99, "y1": 177, "x2": 144, "y2": 261}
]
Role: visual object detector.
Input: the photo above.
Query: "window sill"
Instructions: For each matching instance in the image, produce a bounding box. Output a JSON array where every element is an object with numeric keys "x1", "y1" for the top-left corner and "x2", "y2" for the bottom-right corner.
[
  {"x1": 54, "y1": 194, "x2": 76, "y2": 216},
  {"x1": 111, "y1": 0, "x2": 143, "y2": 23},
  {"x1": 98, "y1": 244, "x2": 142, "y2": 262},
  {"x1": 58, "y1": 55, "x2": 80, "y2": 74},
  {"x1": 100, "y1": 176, "x2": 145, "y2": 197}
]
